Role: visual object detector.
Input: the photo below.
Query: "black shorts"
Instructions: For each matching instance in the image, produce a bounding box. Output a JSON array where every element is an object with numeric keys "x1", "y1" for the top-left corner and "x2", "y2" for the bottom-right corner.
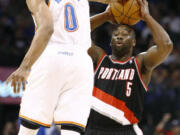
[{"x1": 85, "y1": 124, "x2": 137, "y2": 135}]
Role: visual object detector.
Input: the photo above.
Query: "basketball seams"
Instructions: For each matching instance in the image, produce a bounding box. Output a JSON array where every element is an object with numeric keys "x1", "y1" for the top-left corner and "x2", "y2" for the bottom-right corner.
[
  {"x1": 121, "y1": 0, "x2": 135, "y2": 24},
  {"x1": 129, "y1": 9, "x2": 140, "y2": 20},
  {"x1": 128, "y1": 1, "x2": 141, "y2": 20},
  {"x1": 112, "y1": 9, "x2": 139, "y2": 21},
  {"x1": 113, "y1": 2, "x2": 124, "y2": 16},
  {"x1": 122, "y1": 0, "x2": 124, "y2": 16},
  {"x1": 112, "y1": 2, "x2": 128, "y2": 20},
  {"x1": 111, "y1": 0, "x2": 141, "y2": 25},
  {"x1": 128, "y1": 9, "x2": 140, "y2": 25},
  {"x1": 112, "y1": 10, "x2": 139, "y2": 21}
]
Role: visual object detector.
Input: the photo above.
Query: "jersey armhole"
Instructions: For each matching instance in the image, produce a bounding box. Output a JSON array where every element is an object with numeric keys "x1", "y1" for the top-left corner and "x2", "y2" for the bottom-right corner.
[
  {"x1": 94, "y1": 54, "x2": 106, "y2": 74},
  {"x1": 46, "y1": 0, "x2": 51, "y2": 7},
  {"x1": 134, "y1": 57, "x2": 149, "y2": 92}
]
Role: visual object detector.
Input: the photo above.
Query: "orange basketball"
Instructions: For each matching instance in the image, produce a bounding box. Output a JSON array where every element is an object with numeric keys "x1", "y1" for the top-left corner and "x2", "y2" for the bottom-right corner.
[{"x1": 110, "y1": 0, "x2": 142, "y2": 25}]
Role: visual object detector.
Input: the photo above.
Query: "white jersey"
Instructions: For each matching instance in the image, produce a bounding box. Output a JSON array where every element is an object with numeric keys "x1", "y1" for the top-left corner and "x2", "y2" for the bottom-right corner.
[
  {"x1": 47, "y1": 0, "x2": 91, "y2": 50},
  {"x1": 33, "y1": 0, "x2": 91, "y2": 50},
  {"x1": 19, "y1": 0, "x2": 94, "y2": 129}
]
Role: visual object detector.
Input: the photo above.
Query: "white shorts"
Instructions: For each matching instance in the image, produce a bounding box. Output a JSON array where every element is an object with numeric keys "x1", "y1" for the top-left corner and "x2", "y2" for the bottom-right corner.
[{"x1": 19, "y1": 44, "x2": 94, "y2": 129}]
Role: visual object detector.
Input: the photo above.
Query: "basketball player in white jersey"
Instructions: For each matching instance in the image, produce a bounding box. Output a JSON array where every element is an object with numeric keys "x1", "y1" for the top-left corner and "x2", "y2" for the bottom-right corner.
[{"x1": 6, "y1": 0, "x2": 114, "y2": 135}]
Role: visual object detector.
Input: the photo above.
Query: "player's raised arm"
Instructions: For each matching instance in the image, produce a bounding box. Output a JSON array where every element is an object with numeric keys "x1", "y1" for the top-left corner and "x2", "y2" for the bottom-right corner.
[
  {"x1": 90, "y1": 6, "x2": 115, "y2": 31},
  {"x1": 6, "y1": 0, "x2": 53, "y2": 93},
  {"x1": 89, "y1": 6, "x2": 115, "y2": 65},
  {"x1": 137, "y1": 0, "x2": 173, "y2": 71}
]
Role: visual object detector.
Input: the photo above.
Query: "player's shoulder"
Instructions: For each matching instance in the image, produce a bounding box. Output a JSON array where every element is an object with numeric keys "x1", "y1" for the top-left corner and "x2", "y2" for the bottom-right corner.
[
  {"x1": 135, "y1": 52, "x2": 147, "y2": 70},
  {"x1": 136, "y1": 52, "x2": 146, "y2": 61}
]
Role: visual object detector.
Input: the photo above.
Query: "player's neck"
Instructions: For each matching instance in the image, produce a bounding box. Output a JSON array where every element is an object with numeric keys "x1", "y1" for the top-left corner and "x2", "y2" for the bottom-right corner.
[{"x1": 111, "y1": 50, "x2": 133, "y2": 61}]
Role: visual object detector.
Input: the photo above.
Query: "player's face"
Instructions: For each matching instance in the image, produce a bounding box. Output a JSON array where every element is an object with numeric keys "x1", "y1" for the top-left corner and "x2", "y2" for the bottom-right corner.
[{"x1": 111, "y1": 26, "x2": 135, "y2": 54}]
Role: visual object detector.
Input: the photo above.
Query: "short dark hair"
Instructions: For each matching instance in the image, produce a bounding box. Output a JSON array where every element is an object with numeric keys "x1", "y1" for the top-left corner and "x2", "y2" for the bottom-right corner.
[{"x1": 112, "y1": 24, "x2": 136, "y2": 39}]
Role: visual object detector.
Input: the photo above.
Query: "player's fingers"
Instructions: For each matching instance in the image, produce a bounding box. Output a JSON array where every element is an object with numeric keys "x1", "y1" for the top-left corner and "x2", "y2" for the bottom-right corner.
[
  {"x1": 6, "y1": 77, "x2": 10, "y2": 85},
  {"x1": 11, "y1": 79, "x2": 17, "y2": 93},
  {"x1": 22, "y1": 78, "x2": 26, "y2": 91},
  {"x1": 17, "y1": 78, "x2": 21, "y2": 93},
  {"x1": 137, "y1": 0, "x2": 143, "y2": 6},
  {"x1": 144, "y1": 0, "x2": 148, "y2": 6},
  {"x1": 6, "y1": 74, "x2": 14, "y2": 85},
  {"x1": 142, "y1": 0, "x2": 148, "y2": 5}
]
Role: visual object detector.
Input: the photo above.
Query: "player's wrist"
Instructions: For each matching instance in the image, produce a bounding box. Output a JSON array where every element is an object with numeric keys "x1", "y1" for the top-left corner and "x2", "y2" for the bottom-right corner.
[
  {"x1": 20, "y1": 59, "x2": 32, "y2": 71},
  {"x1": 104, "y1": 9, "x2": 116, "y2": 24},
  {"x1": 143, "y1": 14, "x2": 152, "y2": 21}
]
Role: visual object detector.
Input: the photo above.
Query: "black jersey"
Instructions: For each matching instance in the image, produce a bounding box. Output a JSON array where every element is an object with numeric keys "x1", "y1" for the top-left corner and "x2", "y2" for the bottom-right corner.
[{"x1": 89, "y1": 55, "x2": 148, "y2": 128}]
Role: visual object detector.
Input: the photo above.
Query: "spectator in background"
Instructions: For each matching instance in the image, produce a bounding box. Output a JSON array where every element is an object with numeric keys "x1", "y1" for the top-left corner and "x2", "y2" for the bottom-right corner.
[
  {"x1": 154, "y1": 113, "x2": 180, "y2": 135},
  {"x1": 0, "y1": 104, "x2": 19, "y2": 135}
]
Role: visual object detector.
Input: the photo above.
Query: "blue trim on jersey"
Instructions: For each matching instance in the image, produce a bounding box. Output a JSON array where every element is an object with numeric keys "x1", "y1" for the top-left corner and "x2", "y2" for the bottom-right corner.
[
  {"x1": 55, "y1": 0, "x2": 61, "y2": 3},
  {"x1": 65, "y1": 3, "x2": 78, "y2": 31}
]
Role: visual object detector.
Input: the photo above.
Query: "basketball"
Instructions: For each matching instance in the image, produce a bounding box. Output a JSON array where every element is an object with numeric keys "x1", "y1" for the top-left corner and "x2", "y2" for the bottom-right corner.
[{"x1": 110, "y1": 0, "x2": 141, "y2": 25}]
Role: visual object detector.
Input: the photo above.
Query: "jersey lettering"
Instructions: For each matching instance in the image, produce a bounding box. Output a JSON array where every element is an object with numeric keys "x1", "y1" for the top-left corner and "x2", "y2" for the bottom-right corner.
[
  {"x1": 98, "y1": 67, "x2": 135, "y2": 81},
  {"x1": 126, "y1": 81, "x2": 133, "y2": 97}
]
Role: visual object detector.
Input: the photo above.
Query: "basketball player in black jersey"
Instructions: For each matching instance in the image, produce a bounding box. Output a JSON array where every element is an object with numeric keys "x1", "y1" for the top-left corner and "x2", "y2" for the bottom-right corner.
[{"x1": 85, "y1": 0, "x2": 173, "y2": 135}]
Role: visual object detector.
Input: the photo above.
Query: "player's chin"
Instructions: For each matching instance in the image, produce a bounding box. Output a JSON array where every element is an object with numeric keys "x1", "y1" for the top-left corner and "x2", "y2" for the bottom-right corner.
[
  {"x1": 115, "y1": 45, "x2": 125, "y2": 50},
  {"x1": 117, "y1": 46, "x2": 130, "y2": 54}
]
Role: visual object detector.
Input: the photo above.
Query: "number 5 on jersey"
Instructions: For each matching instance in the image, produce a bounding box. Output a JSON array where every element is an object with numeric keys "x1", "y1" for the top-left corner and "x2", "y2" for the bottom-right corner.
[
  {"x1": 126, "y1": 81, "x2": 133, "y2": 97},
  {"x1": 64, "y1": 3, "x2": 79, "y2": 32}
]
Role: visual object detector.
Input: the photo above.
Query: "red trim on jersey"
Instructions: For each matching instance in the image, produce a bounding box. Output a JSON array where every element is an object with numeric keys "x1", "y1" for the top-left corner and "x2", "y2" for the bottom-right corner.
[
  {"x1": 94, "y1": 54, "x2": 106, "y2": 73},
  {"x1": 134, "y1": 57, "x2": 148, "y2": 91},
  {"x1": 93, "y1": 86, "x2": 139, "y2": 124},
  {"x1": 110, "y1": 56, "x2": 133, "y2": 64}
]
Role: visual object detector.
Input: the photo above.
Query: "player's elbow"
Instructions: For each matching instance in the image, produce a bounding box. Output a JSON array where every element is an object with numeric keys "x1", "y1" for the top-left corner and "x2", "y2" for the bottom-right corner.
[
  {"x1": 164, "y1": 40, "x2": 173, "y2": 54},
  {"x1": 158, "y1": 39, "x2": 173, "y2": 54},
  {"x1": 157, "y1": 40, "x2": 173, "y2": 56}
]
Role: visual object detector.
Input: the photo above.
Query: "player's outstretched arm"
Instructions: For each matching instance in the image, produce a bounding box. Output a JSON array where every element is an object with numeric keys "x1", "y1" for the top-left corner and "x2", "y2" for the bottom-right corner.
[
  {"x1": 137, "y1": 0, "x2": 173, "y2": 71},
  {"x1": 6, "y1": 0, "x2": 53, "y2": 93},
  {"x1": 90, "y1": 6, "x2": 115, "y2": 31},
  {"x1": 89, "y1": 6, "x2": 115, "y2": 65}
]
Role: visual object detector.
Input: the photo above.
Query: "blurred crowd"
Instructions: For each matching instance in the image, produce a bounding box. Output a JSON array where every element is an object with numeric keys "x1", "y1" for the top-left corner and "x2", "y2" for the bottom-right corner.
[{"x1": 0, "y1": 0, "x2": 179, "y2": 135}]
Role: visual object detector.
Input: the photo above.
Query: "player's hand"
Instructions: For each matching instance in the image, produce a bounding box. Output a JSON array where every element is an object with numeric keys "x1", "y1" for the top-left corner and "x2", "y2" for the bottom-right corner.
[
  {"x1": 162, "y1": 113, "x2": 171, "y2": 123},
  {"x1": 105, "y1": 5, "x2": 116, "y2": 24},
  {"x1": 6, "y1": 67, "x2": 31, "y2": 93},
  {"x1": 137, "y1": 0, "x2": 150, "y2": 20}
]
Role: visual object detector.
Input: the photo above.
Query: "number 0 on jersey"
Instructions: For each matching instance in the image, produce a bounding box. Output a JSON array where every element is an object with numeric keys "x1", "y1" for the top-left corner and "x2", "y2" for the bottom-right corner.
[{"x1": 64, "y1": 3, "x2": 79, "y2": 32}]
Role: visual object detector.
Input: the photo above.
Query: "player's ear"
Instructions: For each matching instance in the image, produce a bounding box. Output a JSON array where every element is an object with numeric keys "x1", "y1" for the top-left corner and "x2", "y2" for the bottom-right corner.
[{"x1": 133, "y1": 39, "x2": 136, "y2": 47}]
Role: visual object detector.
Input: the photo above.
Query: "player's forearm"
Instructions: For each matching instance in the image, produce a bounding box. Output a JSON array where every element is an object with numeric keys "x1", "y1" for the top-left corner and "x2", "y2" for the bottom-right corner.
[
  {"x1": 144, "y1": 15, "x2": 173, "y2": 51},
  {"x1": 20, "y1": 26, "x2": 53, "y2": 70},
  {"x1": 91, "y1": 10, "x2": 112, "y2": 31}
]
